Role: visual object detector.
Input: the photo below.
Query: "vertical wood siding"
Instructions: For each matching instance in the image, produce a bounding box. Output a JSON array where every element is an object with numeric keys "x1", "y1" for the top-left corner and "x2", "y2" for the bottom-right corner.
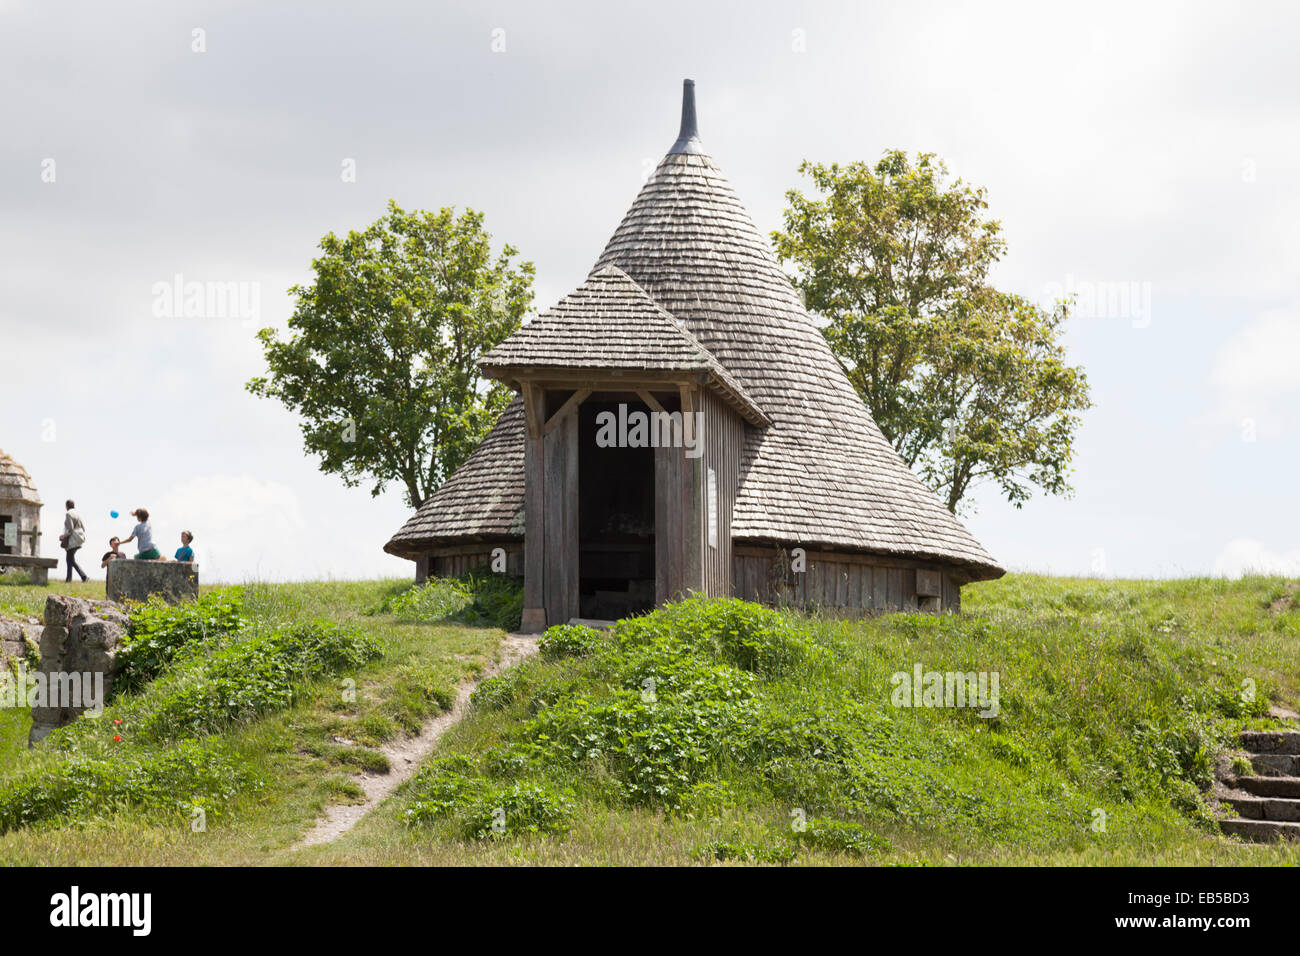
[
  {"x1": 700, "y1": 390, "x2": 743, "y2": 598},
  {"x1": 542, "y1": 406, "x2": 579, "y2": 624},
  {"x1": 731, "y1": 546, "x2": 967, "y2": 614},
  {"x1": 655, "y1": 441, "x2": 684, "y2": 604},
  {"x1": 427, "y1": 545, "x2": 524, "y2": 579}
]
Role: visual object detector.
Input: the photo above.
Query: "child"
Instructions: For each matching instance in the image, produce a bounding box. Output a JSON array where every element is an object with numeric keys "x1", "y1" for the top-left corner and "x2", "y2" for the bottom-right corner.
[
  {"x1": 101, "y1": 537, "x2": 126, "y2": 568},
  {"x1": 120, "y1": 508, "x2": 161, "y2": 560},
  {"x1": 175, "y1": 530, "x2": 195, "y2": 563}
]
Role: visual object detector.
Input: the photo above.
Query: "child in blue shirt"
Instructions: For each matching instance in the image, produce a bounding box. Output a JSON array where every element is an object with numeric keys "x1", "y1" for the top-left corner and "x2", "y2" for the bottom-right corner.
[{"x1": 175, "y1": 530, "x2": 195, "y2": 563}]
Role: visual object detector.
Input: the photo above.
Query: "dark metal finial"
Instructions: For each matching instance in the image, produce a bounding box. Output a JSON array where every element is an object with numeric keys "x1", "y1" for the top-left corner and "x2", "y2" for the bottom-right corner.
[{"x1": 669, "y1": 78, "x2": 705, "y2": 155}]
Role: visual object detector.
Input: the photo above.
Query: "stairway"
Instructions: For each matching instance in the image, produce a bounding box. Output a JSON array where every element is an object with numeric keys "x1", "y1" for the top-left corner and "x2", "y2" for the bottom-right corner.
[{"x1": 1218, "y1": 730, "x2": 1300, "y2": 842}]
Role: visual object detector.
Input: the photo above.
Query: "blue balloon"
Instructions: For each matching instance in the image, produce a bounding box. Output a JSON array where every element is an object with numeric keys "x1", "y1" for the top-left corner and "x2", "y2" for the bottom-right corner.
[{"x1": 110, "y1": 510, "x2": 119, "y2": 519}]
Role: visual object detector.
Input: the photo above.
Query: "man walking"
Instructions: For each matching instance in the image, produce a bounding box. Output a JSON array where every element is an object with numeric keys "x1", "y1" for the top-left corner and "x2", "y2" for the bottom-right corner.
[{"x1": 61, "y1": 499, "x2": 88, "y2": 583}]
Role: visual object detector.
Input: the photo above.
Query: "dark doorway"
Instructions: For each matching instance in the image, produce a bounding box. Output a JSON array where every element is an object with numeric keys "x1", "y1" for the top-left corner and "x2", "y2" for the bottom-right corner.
[
  {"x1": 578, "y1": 398, "x2": 655, "y2": 619},
  {"x1": 0, "y1": 516, "x2": 12, "y2": 556}
]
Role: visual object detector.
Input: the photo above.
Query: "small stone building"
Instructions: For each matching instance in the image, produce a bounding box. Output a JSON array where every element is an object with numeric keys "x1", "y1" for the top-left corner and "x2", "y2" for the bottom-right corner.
[
  {"x1": 386, "y1": 81, "x2": 1004, "y2": 630},
  {"x1": 0, "y1": 448, "x2": 56, "y2": 583}
]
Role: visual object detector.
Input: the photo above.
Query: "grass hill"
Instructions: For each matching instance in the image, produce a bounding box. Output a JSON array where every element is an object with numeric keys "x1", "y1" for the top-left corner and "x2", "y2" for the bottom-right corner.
[{"x1": 0, "y1": 573, "x2": 1296, "y2": 865}]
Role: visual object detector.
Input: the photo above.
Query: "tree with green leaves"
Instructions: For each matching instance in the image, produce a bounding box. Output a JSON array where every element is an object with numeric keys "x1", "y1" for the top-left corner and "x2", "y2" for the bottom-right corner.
[
  {"x1": 247, "y1": 201, "x2": 534, "y2": 509},
  {"x1": 773, "y1": 151, "x2": 1091, "y2": 513}
]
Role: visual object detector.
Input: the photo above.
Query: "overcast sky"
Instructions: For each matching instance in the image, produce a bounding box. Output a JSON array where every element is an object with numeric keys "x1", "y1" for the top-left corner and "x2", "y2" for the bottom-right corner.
[{"x1": 3, "y1": 0, "x2": 1297, "y2": 583}]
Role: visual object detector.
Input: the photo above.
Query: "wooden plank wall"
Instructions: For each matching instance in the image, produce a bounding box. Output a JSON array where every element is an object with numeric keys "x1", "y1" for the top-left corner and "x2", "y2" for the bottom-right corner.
[
  {"x1": 732, "y1": 546, "x2": 967, "y2": 614},
  {"x1": 700, "y1": 390, "x2": 744, "y2": 599},
  {"x1": 542, "y1": 405, "x2": 579, "y2": 624},
  {"x1": 678, "y1": 387, "x2": 703, "y2": 597},
  {"x1": 654, "y1": 440, "x2": 684, "y2": 605},
  {"x1": 427, "y1": 544, "x2": 524, "y2": 579}
]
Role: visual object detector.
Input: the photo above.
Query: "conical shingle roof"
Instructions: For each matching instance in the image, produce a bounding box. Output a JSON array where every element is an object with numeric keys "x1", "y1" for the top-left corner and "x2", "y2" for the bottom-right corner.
[
  {"x1": 480, "y1": 265, "x2": 767, "y2": 425},
  {"x1": 0, "y1": 449, "x2": 41, "y2": 506},
  {"x1": 590, "y1": 151, "x2": 1000, "y2": 575},
  {"x1": 387, "y1": 82, "x2": 1002, "y2": 580}
]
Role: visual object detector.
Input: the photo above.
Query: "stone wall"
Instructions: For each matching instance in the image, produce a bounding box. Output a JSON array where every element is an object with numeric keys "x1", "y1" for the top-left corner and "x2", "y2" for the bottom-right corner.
[
  {"x1": 28, "y1": 594, "x2": 128, "y2": 745},
  {"x1": 0, "y1": 615, "x2": 41, "y2": 664},
  {"x1": 106, "y1": 559, "x2": 198, "y2": 604}
]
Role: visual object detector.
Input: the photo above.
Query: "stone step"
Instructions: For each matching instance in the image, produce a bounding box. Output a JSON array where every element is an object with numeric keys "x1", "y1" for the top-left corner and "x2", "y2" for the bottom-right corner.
[
  {"x1": 1239, "y1": 730, "x2": 1300, "y2": 754},
  {"x1": 1236, "y1": 775, "x2": 1300, "y2": 798},
  {"x1": 1220, "y1": 818, "x2": 1300, "y2": 843},
  {"x1": 1226, "y1": 795, "x2": 1300, "y2": 822},
  {"x1": 567, "y1": 618, "x2": 616, "y2": 630},
  {"x1": 1251, "y1": 753, "x2": 1300, "y2": 776}
]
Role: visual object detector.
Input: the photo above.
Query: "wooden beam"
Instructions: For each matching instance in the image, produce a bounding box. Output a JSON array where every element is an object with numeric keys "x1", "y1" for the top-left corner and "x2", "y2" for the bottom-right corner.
[
  {"x1": 679, "y1": 384, "x2": 697, "y2": 448},
  {"x1": 522, "y1": 383, "x2": 544, "y2": 440},
  {"x1": 635, "y1": 389, "x2": 666, "y2": 414},
  {"x1": 542, "y1": 388, "x2": 591, "y2": 435}
]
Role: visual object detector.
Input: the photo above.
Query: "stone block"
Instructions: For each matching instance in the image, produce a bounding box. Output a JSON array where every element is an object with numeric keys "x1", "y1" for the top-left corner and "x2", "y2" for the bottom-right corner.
[
  {"x1": 38, "y1": 624, "x2": 67, "y2": 660},
  {"x1": 43, "y1": 594, "x2": 86, "y2": 628},
  {"x1": 28, "y1": 594, "x2": 126, "y2": 746},
  {"x1": 106, "y1": 559, "x2": 198, "y2": 605},
  {"x1": 78, "y1": 619, "x2": 118, "y2": 650}
]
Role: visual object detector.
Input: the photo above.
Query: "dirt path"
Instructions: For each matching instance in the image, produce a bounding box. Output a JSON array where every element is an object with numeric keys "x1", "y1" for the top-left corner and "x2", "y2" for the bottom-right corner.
[{"x1": 293, "y1": 632, "x2": 538, "y2": 850}]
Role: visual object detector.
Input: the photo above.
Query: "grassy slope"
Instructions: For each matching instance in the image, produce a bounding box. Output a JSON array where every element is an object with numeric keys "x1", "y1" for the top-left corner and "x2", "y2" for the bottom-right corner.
[
  {"x1": 0, "y1": 579, "x2": 506, "y2": 865},
  {"x1": 303, "y1": 573, "x2": 1300, "y2": 866},
  {"x1": 1, "y1": 573, "x2": 1297, "y2": 866}
]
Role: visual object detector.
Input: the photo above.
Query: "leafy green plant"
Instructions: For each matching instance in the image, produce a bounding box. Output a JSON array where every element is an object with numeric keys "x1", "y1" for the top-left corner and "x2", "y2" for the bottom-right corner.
[
  {"x1": 137, "y1": 620, "x2": 382, "y2": 739},
  {"x1": 538, "y1": 623, "x2": 603, "y2": 660},
  {"x1": 460, "y1": 782, "x2": 575, "y2": 839},
  {"x1": 0, "y1": 742, "x2": 261, "y2": 833},
  {"x1": 404, "y1": 756, "x2": 573, "y2": 839},
  {"x1": 115, "y1": 588, "x2": 246, "y2": 694},
  {"x1": 371, "y1": 573, "x2": 524, "y2": 632},
  {"x1": 403, "y1": 755, "x2": 486, "y2": 825},
  {"x1": 471, "y1": 670, "x2": 526, "y2": 710},
  {"x1": 379, "y1": 579, "x2": 473, "y2": 621},
  {"x1": 795, "y1": 818, "x2": 891, "y2": 856},
  {"x1": 458, "y1": 572, "x2": 525, "y2": 632}
]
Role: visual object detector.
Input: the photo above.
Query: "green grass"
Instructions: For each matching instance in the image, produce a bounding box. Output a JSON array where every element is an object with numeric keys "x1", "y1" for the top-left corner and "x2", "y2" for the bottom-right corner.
[
  {"x1": 301, "y1": 573, "x2": 1300, "y2": 866},
  {"x1": 1, "y1": 573, "x2": 1297, "y2": 866},
  {"x1": 0, "y1": 578, "x2": 506, "y2": 864}
]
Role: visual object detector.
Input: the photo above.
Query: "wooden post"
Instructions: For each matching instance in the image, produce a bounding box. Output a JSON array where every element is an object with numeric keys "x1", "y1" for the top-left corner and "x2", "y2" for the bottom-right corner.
[
  {"x1": 520, "y1": 386, "x2": 547, "y2": 633},
  {"x1": 679, "y1": 384, "x2": 704, "y2": 596},
  {"x1": 542, "y1": 401, "x2": 579, "y2": 625}
]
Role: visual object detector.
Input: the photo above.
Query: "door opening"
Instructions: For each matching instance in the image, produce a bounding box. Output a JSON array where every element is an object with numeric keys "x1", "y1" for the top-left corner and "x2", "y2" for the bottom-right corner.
[{"x1": 578, "y1": 399, "x2": 655, "y2": 620}]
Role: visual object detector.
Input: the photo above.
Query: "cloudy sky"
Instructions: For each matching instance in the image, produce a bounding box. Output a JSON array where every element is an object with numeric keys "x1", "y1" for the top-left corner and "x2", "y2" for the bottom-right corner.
[{"x1": 3, "y1": 0, "x2": 1297, "y2": 582}]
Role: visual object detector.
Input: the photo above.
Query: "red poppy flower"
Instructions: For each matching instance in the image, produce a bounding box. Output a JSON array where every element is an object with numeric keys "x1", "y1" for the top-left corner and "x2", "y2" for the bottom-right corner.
[{"x1": 113, "y1": 735, "x2": 122, "y2": 742}]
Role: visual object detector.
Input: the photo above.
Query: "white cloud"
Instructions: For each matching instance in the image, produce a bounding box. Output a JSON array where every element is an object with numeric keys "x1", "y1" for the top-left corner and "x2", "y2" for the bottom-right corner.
[
  {"x1": 153, "y1": 474, "x2": 304, "y2": 582},
  {"x1": 1210, "y1": 308, "x2": 1300, "y2": 396},
  {"x1": 1207, "y1": 307, "x2": 1300, "y2": 440},
  {"x1": 1213, "y1": 539, "x2": 1300, "y2": 579}
]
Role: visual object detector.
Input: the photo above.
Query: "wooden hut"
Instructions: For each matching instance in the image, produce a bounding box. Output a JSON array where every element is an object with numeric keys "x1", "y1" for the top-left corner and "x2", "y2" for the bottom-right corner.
[{"x1": 385, "y1": 80, "x2": 1003, "y2": 630}]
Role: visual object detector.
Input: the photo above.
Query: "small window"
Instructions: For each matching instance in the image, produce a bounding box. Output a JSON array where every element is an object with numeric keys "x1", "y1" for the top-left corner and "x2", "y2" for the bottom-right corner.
[{"x1": 706, "y1": 468, "x2": 719, "y2": 550}]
